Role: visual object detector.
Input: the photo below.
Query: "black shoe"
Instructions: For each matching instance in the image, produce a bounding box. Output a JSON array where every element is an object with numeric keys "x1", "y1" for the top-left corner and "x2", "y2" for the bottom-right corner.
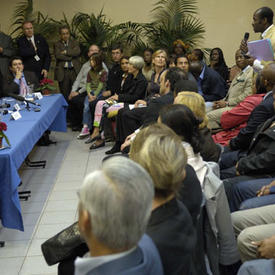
[
  {"x1": 105, "y1": 142, "x2": 121, "y2": 155},
  {"x1": 85, "y1": 134, "x2": 101, "y2": 144},
  {"x1": 72, "y1": 126, "x2": 81, "y2": 131},
  {"x1": 89, "y1": 140, "x2": 105, "y2": 150}
]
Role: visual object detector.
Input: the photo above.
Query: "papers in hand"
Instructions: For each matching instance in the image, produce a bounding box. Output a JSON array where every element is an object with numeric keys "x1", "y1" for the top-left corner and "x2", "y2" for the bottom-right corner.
[{"x1": 247, "y1": 39, "x2": 274, "y2": 61}]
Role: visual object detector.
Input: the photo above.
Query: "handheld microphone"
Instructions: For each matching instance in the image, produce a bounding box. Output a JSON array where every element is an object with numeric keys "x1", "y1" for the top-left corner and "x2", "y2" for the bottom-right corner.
[
  {"x1": 5, "y1": 93, "x2": 41, "y2": 106},
  {"x1": 242, "y1": 32, "x2": 250, "y2": 56}
]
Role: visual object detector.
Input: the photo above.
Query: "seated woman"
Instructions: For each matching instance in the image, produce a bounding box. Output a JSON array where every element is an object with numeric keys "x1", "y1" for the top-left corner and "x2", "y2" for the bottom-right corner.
[
  {"x1": 172, "y1": 39, "x2": 188, "y2": 56},
  {"x1": 209, "y1": 47, "x2": 229, "y2": 82},
  {"x1": 159, "y1": 104, "x2": 241, "y2": 275},
  {"x1": 174, "y1": 91, "x2": 221, "y2": 162},
  {"x1": 130, "y1": 123, "x2": 196, "y2": 275},
  {"x1": 89, "y1": 56, "x2": 147, "y2": 150},
  {"x1": 142, "y1": 48, "x2": 154, "y2": 82},
  {"x1": 77, "y1": 53, "x2": 107, "y2": 139}
]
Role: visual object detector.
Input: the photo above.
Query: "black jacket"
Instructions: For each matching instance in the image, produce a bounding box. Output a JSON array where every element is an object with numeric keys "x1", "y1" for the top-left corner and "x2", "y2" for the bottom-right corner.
[
  {"x1": 230, "y1": 92, "x2": 275, "y2": 151},
  {"x1": 118, "y1": 71, "x2": 147, "y2": 104},
  {"x1": 147, "y1": 198, "x2": 196, "y2": 275},
  {"x1": 142, "y1": 92, "x2": 174, "y2": 126},
  {"x1": 201, "y1": 66, "x2": 227, "y2": 101},
  {"x1": 106, "y1": 63, "x2": 123, "y2": 95},
  {"x1": 3, "y1": 70, "x2": 39, "y2": 95},
  {"x1": 17, "y1": 34, "x2": 51, "y2": 75},
  {"x1": 238, "y1": 115, "x2": 275, "y2": 176}
]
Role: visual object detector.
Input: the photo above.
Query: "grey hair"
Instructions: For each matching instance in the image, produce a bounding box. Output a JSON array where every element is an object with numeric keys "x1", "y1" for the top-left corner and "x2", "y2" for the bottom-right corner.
[
  {"x1": 78, "y1": 156, "x2": 154, "y2": 250},
  {"x1": 129, "y1": 56, "x2": 145, "y2": 70}
]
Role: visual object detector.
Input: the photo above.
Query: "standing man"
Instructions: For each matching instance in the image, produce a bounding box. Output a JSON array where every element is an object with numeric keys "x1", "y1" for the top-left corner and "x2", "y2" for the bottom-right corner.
[
  {"x1": 54, "y1": 26, "x2": 81, "y2": 101},
  {"x1": 17, "y1": 21, "x2": 51, "y2": 80},
  {"x1": 241, "y1": 7, "x2": 275, "y2": 69},
  {"x1": 0, "y1": 31, "x2": 15, "y2": 78}
]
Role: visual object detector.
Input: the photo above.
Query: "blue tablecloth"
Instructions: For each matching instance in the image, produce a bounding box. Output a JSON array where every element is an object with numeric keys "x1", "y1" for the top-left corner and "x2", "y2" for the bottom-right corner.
[{"x1": 0, "y1": 94, "x2": 67, "y2": 231}]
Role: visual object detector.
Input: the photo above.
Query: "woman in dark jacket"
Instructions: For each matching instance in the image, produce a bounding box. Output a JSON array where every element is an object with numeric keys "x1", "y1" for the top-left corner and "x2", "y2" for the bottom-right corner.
[
  {"x1": 209, "y1": 47, "x2": 229, "y2": 82},
  {"x1": 175, "y1": 91, "x2": 221, "y2": 162}
]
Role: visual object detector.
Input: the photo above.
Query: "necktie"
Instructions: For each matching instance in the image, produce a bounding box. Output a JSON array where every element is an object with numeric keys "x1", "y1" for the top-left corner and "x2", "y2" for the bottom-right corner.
[
  {"x1": 20, "y1": 78, "x2": 28, "y2": 97},
  {"x1": 65, "y1": 42, "x2": 73, "y2": 68}
]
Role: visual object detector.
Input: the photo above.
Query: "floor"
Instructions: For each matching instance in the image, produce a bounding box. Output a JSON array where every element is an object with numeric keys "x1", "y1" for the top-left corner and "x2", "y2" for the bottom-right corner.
[{"x1": 0, "y1": 130, "x2": 112, "y2": 275}]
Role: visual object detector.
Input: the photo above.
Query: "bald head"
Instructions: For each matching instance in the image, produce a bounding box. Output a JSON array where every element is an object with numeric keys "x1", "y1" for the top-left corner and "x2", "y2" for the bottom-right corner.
[
  {"x1": 262, "y1": 63, "x2": 275, "y2": 90},
  {"x1": 189, "y1": 61, "x2": 204, "y2": 80}
]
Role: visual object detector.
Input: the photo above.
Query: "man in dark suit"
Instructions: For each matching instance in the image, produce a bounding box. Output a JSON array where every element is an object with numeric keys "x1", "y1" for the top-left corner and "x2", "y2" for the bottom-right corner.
[
  {"x1": 75, "y1": 156, "x2": 163, "y2": 275},
  {"x1": 0, "y1": 32, "x2": 15, "y2": 78},
  {"x1": 54, "y1": 26, "x2": 81, "y2": 101},
  {"x1": 17, "y1": 21, "x2": 51, "y2": 80},
  {"x1": 189, "y1": 60, "x2": 227, "y2": 102},
  {"x1": 106, "y1": 67, "x2": 185, "y2": 154},
  {"x1": 3, "y1": 56, "x2": 39, "y2": 95}
]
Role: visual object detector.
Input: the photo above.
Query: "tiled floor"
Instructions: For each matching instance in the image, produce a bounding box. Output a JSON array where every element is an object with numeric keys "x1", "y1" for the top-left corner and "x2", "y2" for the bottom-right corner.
[{"x1": 0, "y1": 130, "x2": 112, "y2": 275}]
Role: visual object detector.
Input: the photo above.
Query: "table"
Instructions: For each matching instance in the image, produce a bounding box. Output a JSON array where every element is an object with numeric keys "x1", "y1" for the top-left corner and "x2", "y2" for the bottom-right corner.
[{"x1": 0, "y1": 94, "x2": 67, "y2": 231}]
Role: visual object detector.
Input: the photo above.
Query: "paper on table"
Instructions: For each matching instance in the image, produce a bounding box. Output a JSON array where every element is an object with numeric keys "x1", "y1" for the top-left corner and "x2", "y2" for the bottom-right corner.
[{"x1": 247, "y1": 39, "x2": 274, "y2": 61}]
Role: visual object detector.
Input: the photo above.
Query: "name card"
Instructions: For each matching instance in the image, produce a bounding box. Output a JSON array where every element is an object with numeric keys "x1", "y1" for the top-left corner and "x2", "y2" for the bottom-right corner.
[
  {"x1": 14, "y1": 103, "x2": 21, "y2": 111},
  {"x1": 33, "y1": 92, "x2": 43, "y2": 100},
  {"x1": 11, "y1": 111, "x2": 22, "y2": 120}
]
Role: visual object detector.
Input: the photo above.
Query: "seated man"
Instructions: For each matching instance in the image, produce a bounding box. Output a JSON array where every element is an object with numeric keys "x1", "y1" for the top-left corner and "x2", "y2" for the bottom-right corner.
[
  {"x1": 207, "y1": 50, "x2": 253, "y2": 130},
  {"x1": 106, "y1": 67, "x2": 185, "y2": 154},
  {"x1": 189, "y1": 60, "x2": 227, "y2": 102},
  {"x1": 3, "y1": 56, "x2": 39, "y2": 95},
  {"x1": 237, "y1": 235, "x2": 275, "y2": 275},
  {"x1": 231, "y1": 204, "x2": 275, "y2": 262},
  {"x1": 175, "y1": 54, "x2": 197, "y2": 83},
  {"x1": 75, "y1": 156, "x2": 163, "y2": 275},
  {"x1": 67, "y1": 44, "x2": 108, "y2": 131}
]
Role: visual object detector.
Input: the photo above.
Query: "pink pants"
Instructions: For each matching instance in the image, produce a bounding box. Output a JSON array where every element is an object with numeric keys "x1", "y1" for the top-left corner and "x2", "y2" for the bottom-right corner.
[{"x1": 93, "y1": 101, "x2": 124, "y2": 127}]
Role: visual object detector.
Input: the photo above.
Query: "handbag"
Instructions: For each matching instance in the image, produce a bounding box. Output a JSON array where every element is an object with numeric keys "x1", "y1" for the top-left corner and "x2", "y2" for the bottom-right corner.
[{"x1": 41, "y1": 222, "x2": 85, "y2": 266}]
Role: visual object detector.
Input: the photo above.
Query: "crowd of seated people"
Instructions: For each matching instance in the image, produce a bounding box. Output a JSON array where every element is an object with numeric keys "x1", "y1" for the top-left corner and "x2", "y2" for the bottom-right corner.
[{"x1": 2, "y1": 5, "x2": 275, "y2": 275}]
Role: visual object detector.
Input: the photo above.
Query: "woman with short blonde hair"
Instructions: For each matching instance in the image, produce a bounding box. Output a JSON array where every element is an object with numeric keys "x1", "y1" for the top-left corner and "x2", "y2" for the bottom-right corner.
[{"x1": 174, "y1": 91, "x2": 220, "y2": 162}]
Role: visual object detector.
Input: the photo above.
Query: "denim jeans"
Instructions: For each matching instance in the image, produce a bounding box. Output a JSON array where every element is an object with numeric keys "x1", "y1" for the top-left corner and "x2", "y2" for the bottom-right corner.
[
  {"x1": 82, "y1": 96, "x2": 92, "y2": 129},
  {"x1": 230, "y1": 177, "x2": 275, "y2": 212}
]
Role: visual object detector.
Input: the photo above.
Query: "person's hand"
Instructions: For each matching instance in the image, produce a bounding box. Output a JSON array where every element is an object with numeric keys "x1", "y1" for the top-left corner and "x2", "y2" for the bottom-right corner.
[
  {"x1": 213, "y1": 101, "x2": 226, "y2": 109},
  {"x1": 102, "y1": 90, "x2": 111, "y2": 97},
  {"x1": 121, "y1": 133, "x2": 136, "y2": 151},
  {"x1": 240, "y1": 39, "x2": 248, "y2": 54},
  {"x1": 15, "y1": 68, "x2": 22, "y2": 79},
  {"x1": 252, "y1": 235, "x2": 275, "y2": 259},
  {"x1": 110, "y1": 93, "x2": 118, "y2": 101},
  {"x1": 61, "y1": 50, "x2": 67, "y2": 55},
  {"x1": 68, "y1": 91, "x2": 79, "y2": 100},
  {"x1": 41, "y1": 69, "x2": 48, "y2": 78},
  {"x1": 236, "y1": 162, "x2": 240, "y2": 176},
  {"x1": 257, "y1": 180, "x2": 275, "y2": 197},
  {"x1": 0, "y1": 47, "x2": 3, "y2": 53},
  {"x1": 88, "y1": 94, "x2": 96, "y2": 102},
  {"x1": 134, "y1": 100, "x2": 147, "y2": 108}
]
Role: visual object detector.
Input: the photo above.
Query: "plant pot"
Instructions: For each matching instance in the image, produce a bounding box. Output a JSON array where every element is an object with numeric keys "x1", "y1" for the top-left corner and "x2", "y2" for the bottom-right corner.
[{"x1": 42, "y1": 89, "x2": 51, "y2": 96}]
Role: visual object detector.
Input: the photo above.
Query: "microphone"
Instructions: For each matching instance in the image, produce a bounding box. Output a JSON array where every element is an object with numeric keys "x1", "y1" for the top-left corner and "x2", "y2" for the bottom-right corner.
[
  {"x1": 242, "y1": 32, "x2": 250, "y2": 56},
  {"x1": 5, "y1": 93, "x2": 41, "y2": 106}
]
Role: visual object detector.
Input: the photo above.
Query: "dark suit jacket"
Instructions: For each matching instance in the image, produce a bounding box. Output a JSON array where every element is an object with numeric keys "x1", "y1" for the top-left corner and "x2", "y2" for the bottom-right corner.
[
  {"x1": 230, "y1": 92, "x2": 275, "y2": 151},
  {"x1": 201, "y1": 66, "x2": 227, "y2": 101},
  {"x1": 54, "y1": 39, "x2": 81, "y2": 82},
  {"x1": 17, "y1": 34, "x2": 51, "y2": 75},
  {"x1": 238, "y1": 115, "x2": 275, "y2": 176},
  {"x1": 118, "y1": 71, "x2": 147, "y2": 104},
  {"x1": 106, "y1": 63, "x2": 123, "y2": 95},
  {"x1": 0, "y1": 32, "x2": 15, "y2": 77},
  {"x1": 142, "y1": 92, "x2": 174, "y2": 126},
  {"x1": 147, "y1": 198, "x2": 196, "y2": 275},
  {"x1": 3, "y1": 70, "x2": 39, "y2": 95}
]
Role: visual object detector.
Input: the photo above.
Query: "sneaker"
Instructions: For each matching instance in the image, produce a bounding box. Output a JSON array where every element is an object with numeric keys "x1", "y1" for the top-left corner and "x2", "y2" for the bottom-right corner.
[{"x1": 77, "y1": 126, "x2": 89, "y2": 139}]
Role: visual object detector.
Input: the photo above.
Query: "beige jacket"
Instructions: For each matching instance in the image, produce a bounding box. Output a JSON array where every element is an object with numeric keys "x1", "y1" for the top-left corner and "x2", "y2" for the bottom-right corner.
[{"x1": 225, "y1": 66, "x2": 253, "y2": 106}]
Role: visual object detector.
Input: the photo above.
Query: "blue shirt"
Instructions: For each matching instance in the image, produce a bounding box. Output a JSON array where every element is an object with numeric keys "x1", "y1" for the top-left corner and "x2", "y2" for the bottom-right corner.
[{"x1": 197, "y1": 65, "x2": 206, "y2": 95}]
